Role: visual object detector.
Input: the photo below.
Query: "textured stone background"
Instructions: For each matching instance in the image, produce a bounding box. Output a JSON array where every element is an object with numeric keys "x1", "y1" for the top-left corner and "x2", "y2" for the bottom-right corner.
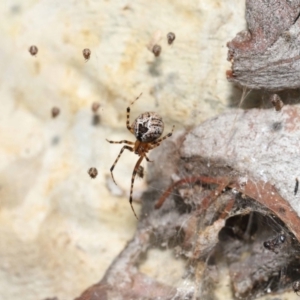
[{"x1": 0, "y1": 0, "x2": 245, "y2": 299}]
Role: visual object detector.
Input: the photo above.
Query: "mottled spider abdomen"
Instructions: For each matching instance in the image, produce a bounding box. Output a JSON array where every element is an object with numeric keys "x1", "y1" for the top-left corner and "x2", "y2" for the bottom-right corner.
[{"x1": 132, "y1": 112, "x2": 164, "y2": 142}]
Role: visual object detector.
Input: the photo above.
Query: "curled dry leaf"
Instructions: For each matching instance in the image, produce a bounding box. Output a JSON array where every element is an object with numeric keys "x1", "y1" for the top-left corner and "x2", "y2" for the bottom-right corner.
[
  {"x1": 76, "y1": 106, "x2": 300, "y2": 299},
  {"x1": 227, "y1": 0, "x2": 300, "y2": 90}
]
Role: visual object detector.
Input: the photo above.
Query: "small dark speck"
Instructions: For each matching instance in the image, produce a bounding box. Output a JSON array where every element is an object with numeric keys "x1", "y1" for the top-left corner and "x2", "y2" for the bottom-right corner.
[
  {"x1": 152, "y1": 44, "x2": 162, "y2": 57},
  {"x1": 148, "y1": 59, "x2": 162, "y2": 77},
  {"x1": 51, "y1": 136, "x2": 60, "y2": 146},
  {"x1": 92, "y1": 114, "x2": 101, "y2": 126},
  {"x1": 51, "y1": 107, "x2": 60, "y2": 118},
  {"x1": 272, "y1": 122, "x2": 282, "y2": 131},
  {"x1": 10, "y1": 5, "x2": 21, "y2": 14},
  {"x1": 295, "y1": 178, "x2": 299, "y2": 195}
]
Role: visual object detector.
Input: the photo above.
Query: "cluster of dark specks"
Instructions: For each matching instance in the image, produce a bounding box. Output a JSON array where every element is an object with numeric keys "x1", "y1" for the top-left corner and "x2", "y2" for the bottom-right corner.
[{"x1": 151, "y1": 31, "x2": 176, "y2": 57}]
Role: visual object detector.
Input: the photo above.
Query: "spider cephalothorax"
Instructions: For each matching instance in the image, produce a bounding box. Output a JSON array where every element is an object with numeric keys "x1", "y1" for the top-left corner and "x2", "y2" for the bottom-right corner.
[{"x1": 106, "y1": 94, "x2": 174, "y2": 219}]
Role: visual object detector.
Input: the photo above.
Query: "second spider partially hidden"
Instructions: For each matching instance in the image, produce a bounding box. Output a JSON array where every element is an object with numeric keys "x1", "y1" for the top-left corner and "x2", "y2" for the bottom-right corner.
[{"x1": 106, "y1": 94, "x2": 174, "y2": 219}]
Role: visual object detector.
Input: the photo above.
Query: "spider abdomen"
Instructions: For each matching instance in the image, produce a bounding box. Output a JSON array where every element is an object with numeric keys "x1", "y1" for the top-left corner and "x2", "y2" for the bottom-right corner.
[{"x1": 132, "y1": 112, "x2": 164, "y2": 142}]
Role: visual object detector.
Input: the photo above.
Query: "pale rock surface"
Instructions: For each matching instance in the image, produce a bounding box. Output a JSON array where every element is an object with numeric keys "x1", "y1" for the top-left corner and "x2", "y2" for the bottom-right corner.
[{"x1": 0, "y1": 0, "x2": 245, "y2": 299}]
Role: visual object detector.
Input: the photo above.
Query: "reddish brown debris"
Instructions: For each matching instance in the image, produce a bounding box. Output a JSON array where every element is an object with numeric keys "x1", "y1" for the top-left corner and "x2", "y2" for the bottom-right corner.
[{"x1": 225, "y1": 69, "x2": 234, "y2": 79}]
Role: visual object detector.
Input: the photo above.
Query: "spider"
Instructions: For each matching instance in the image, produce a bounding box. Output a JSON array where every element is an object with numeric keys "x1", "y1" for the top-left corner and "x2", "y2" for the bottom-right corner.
[
  {"x1": 167, "y1": 32, "x2": 176, "y2": 45},
  {"x1": 293, "y1": 280, "x2": 300, "y2": 296},
  {"x1": 263, "y1": 232, "x2": 286, "y2": 254},
  {"x1": 106, "y1": 93, "x2": 174, "y2": 219}
]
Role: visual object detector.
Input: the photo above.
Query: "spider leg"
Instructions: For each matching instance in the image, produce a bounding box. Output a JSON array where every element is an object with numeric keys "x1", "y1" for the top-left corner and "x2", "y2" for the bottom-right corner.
[
  {"x1": 106, "y1": 139, "x2": 134, "y2": 145},
  {"x1": 145, "y1": 154, "x2": 153, "y2": 162},
  {"x1": 126, "y1": 93, "x2": 143, "y2": 133},
  {"x1": 129, "y1": 155, "x2": 144, "y2": 219},
  {"x1": 150, "y1": 142, "x2": 160, "y2": 150},
  {"x1": 151, "y1": 125, "x2": 175, "y2": 148},
  {"x1": 109, "y1": 146, "x2": 134, "y2": 185}
]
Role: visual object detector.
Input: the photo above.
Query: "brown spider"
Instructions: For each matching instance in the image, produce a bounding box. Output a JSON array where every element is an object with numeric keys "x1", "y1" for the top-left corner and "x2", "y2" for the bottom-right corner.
[{"x1": 106, "y1": 93, "x2": 174, "y2": 219}]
